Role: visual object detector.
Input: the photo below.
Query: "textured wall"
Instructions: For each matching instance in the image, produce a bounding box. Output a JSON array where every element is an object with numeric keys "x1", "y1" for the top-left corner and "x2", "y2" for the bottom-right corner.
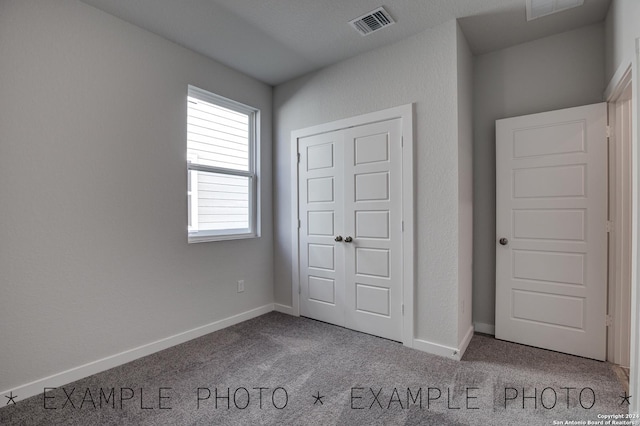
[
  {"x1": 605, "y1": 0, "x2": 640, "y2": 82},
  {"x1": 472, "y1": 24, "x2": 606, "y2": 329},
  {"x1": 0, "y1": 0, "x2": 273, "y2": 391},
  {"x1": 273, "y1": 21, "x2": 464, "y2": 347},
  {"x1": 456, "y1": 23, "x2": 474, "y2": 345}
]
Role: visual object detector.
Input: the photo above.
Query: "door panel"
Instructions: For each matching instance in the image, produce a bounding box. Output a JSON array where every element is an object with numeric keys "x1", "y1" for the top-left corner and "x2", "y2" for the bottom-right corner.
[
  {"x1": 355, "y1": 211, "x2": 390, "y2": 239},
  {"x1": 496, "y1": 103, "x2": 607, "y2": 360},
  {"x1": 308, "y1": 276, "x2": 336, "y2": 304},
  {"x1": 513, "y1": 209, "x2": 585, "y2": 240}
]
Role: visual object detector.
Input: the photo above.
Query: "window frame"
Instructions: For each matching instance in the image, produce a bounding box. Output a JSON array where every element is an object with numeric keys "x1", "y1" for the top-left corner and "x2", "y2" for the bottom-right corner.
[
  {"x1": 187, "y1": 85, "x2": 260, "y2": 243},
  {"x1": 187, "y1": 153, "x2": 199, "y2": 234}
]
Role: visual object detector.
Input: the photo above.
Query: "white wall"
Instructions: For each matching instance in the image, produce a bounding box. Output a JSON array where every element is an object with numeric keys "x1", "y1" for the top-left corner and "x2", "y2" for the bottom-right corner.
[
  {"x1": 472, "y1": 24, "x2": 606, "y2": 330},
  {"x1": 0, "y1": 0, "x2": 273, "y2": 392},
  {"x1": 605, "y1": 0, "x2": 640, "y2": 82},
  {"x1": 456, "y1": 24, "x2": 474, "y2": 345},
  {"x1": 274, "y1": 20, "x2": 470, "y2": 349}
]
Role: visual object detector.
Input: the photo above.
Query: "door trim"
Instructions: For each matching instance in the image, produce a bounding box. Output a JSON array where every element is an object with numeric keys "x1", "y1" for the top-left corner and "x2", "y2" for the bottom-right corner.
[
  {"x1": 605, "y1": 41, "x2": 640, "y2": 415},
  {"x1": 630, "y1": 38, "x2": 640, "y2": 416},
  {"x1": 606, "y1": 65, "x2": 633, "y2": 367},
  {"x1": 290, "y1": 104, "x2": 415, "y2": 347}
]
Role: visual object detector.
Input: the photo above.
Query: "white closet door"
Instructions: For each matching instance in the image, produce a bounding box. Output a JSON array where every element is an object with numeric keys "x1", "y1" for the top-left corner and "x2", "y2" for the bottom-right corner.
[
  {"x1": 298, "y1": 119, "x2": 403, "y2": 342},
  {"x1": 343, "y1": 119, "x2": 403, "y2": 341},
  {"x1": 299, "y1": 130, "x2": 345, "y2": 326}
]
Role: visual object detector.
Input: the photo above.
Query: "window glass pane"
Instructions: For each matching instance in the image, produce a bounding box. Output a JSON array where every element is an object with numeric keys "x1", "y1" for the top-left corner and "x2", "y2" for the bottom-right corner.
[
  {"x1": 193, "y1": 171, "x2": 250, "y2": 232},
  {"x1": 187, "y1": 96, "x2": 250, "y2": 172}
]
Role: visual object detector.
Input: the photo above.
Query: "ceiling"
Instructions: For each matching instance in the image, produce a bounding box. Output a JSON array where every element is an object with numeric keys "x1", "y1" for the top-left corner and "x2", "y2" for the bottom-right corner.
[{"x1": 79, "y1": 0, "x2": 612, "y2": 86}]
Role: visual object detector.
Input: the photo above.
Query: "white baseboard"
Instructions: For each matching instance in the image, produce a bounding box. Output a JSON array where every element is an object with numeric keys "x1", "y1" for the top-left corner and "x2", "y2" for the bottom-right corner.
[
  {"x1": 474, "y1": 322, "x2": 495, "y2": 335},
  {"x1": 3, "y1": 305, "x2": 483, "y2": 405},
  {"x1": 274, "y1": 304, "x2": 295, "y2": 315},
  {"x1": 412, "y1": 338, "x2": 458, "y2": 359},
  {"x1": 458, "y1": 325, "x2": 474, "y2": 359},
  {"x1": 2, "y1": 304, "x2": 274, "y2": 404},
  {"x1": 413, "y1": 325, "x2": 475, "y2": 362}
]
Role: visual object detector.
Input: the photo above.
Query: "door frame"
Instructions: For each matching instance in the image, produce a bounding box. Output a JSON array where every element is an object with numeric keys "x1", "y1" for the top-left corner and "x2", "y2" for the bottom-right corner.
[
  {"x1": 631, "y1": 38, "x2": 640, "y2": 417},
  {"x1": 606, "y1": 64, "x2": 633, "y2": 367},
  {"x1": 290, "y1": 104, "x2": 415, "y2": 347},
  {"x1": 629, "y1": 38, "x2": 640, "y2": 414}
]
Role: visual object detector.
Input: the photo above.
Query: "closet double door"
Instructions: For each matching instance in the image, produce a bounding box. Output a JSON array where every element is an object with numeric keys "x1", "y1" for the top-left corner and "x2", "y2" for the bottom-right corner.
[{"x1": 298, "y1": 119, "x2": 403, "y2": 341}]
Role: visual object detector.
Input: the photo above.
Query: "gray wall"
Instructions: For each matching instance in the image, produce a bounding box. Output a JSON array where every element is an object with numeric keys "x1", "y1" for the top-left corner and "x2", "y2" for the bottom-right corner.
[
  {"x1": 472, "y1": 24, "x2": 606, "y2": 329},
  {"x1": 0, "y1": 0, "x2": 273, "y2": 391},
  {"x1": 274, "y1": 20, "x2": 471, "y2": 348},
  {"x1": 605, "y1": 0, "x2": 640, "y2": 82},
  {"x1": 456, "y1": 24, "x2": 474, "y2": 344}
]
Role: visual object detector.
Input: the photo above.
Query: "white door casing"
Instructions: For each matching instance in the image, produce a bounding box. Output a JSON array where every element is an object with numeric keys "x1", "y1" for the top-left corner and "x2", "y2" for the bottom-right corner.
[
  {"x1": 495, "y1": 103, "x2": 608, "y2": 361},
  {"x1": 629, "y1": 39, "x2": 640, "y2": 416},
  {"x1": 299, "y1": 119, "x2": 403, "y2": 341},
  {"x1": 609, "y1": 83, "x2": 633, "y2": 368}
]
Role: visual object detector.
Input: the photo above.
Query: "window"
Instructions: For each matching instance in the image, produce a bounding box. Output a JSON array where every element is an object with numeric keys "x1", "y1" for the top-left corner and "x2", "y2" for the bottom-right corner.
[{"x1": 187, "y1": 85, "x2": 259, "y2": 242}]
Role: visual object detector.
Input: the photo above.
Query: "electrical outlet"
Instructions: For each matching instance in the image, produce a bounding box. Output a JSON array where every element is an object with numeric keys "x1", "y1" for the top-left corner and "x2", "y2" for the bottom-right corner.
[{"x1": 237, "y1": 280, "x2": 245, "y2": 293}]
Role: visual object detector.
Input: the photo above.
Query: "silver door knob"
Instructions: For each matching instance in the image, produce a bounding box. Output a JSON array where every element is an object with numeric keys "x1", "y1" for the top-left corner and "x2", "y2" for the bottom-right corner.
[
  {"x1": 499, "y1": 238, "x2": 508, "y2": 246},
  {"x1": 335, "y1": 236, "x2": 343, "y2": 242},
  {"x1": 344, "y1": 236, "x2": 353, "y2": 243}
]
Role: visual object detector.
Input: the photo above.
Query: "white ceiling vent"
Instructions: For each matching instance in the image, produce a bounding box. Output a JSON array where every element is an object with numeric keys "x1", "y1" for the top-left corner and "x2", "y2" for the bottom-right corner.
[
  {"x1": 349, "y1": 7, "x2": 395, "y2": 36},
  {"x1": 526, "y1": 0, "x2": 584, "y2": 21}
]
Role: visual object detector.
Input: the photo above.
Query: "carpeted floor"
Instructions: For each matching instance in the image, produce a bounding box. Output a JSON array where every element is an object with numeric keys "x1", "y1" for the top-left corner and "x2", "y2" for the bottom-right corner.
[{"x1": 0, "y1": 312, "x2": 628, "y2": 425}]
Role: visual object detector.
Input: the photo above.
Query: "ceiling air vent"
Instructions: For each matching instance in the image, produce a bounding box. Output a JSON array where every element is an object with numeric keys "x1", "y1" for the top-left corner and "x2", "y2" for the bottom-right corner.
[
  {"x1": 349, "y1": 7, "x2": 395, "y2": 36},
  {"x1": 526, "y1": 0, "x2": 584, "y2": 21}
]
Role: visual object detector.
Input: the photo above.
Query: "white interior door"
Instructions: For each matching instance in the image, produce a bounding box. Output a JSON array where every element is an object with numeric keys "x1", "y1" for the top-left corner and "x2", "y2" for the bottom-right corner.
[
  {"x1": 343, "y1": 119, "x2": 403, "y2": 341},
  {"x1": 495, "y1": 103, "x2": 608, "y2": 361},
  {"x1": 299, "y1": 119, "x2": 403, "y2": 342},
  {"x1": 299, "y1": 130, "x2": 345, "y2": 327}
]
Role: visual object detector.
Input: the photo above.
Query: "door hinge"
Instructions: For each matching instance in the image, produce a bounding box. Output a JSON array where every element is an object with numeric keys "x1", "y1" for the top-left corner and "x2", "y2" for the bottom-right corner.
[
  {"x1": 297, "y1": 153, "x2": 301, "y2": 163},
  {"x1": 298, "y1": 286, "x2": 301, "y2": 295},
  {"x1": 298, "y1": 219, "x2": 301, "y2": 229},
  {"x1": 606, "y1": 221, "x2": 614, "y2": 233},
  {"x1": 606, "y1": 315, "x2": 613, "y2": 327},
  {"x1": 606, "y1": 126, "x2": 613, "y2": 138},
  {"x1": 402, "y1": 221, "x2": 404, "y2": 232},
  {"x1": 401, "y1": 136, "x2": 404, "y2": 147},
  {"x1": 402, "y1": 304, "x2": 405, "y2": 315}
]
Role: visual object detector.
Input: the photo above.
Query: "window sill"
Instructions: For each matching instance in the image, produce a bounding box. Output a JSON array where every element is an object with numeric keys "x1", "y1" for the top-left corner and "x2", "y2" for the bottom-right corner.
[{"x1": 188, "y1": 232, "x2": 258, "y2": 244}]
